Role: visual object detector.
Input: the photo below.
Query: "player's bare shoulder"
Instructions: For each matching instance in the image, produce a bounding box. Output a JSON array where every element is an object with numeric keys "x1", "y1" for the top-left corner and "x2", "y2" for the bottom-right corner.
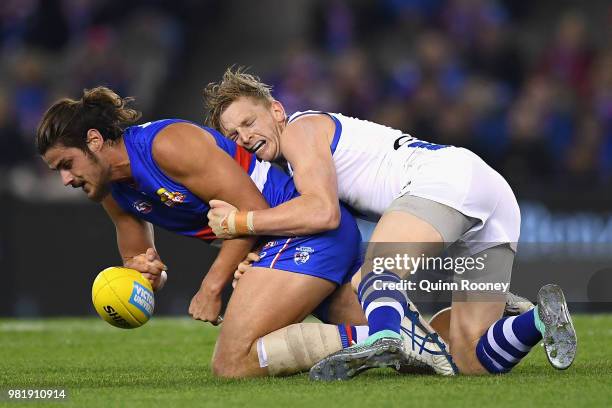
[
  {"x1": 285, "y1": 113, "x2": 336, "y2": 147},
  {"x1": 151, "y1": 122, "x2": 215, "y2": 177}
]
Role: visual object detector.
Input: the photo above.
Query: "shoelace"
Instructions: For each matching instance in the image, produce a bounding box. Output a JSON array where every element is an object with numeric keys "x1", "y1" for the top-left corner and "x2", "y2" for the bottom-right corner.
[
  {"x1": 402, "y1": 310, "x2": 448, "y2": 355},
  {"x1": 402, "y1": 310, "x2": 459, "y2": 374}
]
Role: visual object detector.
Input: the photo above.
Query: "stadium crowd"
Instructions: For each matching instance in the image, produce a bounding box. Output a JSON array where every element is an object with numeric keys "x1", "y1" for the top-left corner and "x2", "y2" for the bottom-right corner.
[
  {"x1": 273, "y1": 0, "x2": 612, "y2": 191},
  {"x1": 1, "y1": 0, "x2": 611, "y2": 200},
  {"x1": 0, "y1": 0, "x2": 208, "y2": 199}
]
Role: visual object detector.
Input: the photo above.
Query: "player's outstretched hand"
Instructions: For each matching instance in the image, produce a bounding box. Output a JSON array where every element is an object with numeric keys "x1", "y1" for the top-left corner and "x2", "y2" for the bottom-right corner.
[
  {"x1": 232, "y1": 252, "x2": 260, "y2": 288},
  {"x1": 207, "y1": 199, "x2": 239, "y2": 239},
  {"x1": 189, "y1": 285, "x2": 223, "y2": 325},
  {"x1": 124, "y1": 248, "x2": 168, "y2": 291}
]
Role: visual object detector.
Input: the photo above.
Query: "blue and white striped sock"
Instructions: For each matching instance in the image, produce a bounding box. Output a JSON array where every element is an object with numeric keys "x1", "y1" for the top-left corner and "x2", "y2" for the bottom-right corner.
[
  {"x1": 357, "y1": 271, "x2": 410, "y2": 335},
  {"x1": 476, "y1": 307, "x2": 543, "y2": 374}
]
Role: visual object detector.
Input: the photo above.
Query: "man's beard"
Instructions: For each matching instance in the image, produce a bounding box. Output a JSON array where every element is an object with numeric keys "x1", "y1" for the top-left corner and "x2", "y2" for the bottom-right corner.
[
  {"x1": 87, "y1": 153, "x2": 111, "y2": 202},
  {"x1": 89, "y1": 181, "x2": 110, "y2": 202}
]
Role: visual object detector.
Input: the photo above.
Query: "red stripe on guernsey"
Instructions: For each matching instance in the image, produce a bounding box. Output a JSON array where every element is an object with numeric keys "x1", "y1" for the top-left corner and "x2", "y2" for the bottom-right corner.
[
  {"x1": 345, "y1": 325, "x2": 354, "y2": 345},
  {"x1": 270, "y1": 238, "x2": 292, "y2": 268},
  {"x1": 193, "y1": 227, "x2": 217, "y2": 241},
  {"x1": 233, "y1": 146, "x2": 253, "y2": 172}
]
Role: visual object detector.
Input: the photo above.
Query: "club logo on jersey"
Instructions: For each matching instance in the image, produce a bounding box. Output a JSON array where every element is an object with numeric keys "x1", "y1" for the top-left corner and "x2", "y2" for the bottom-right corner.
[
  {"x1": 294, "y1": 246, "x2": 314, "y2": 265},
  {"x1": 263, "y1": 240, "x2": 277, "y2": 249},
  {"x1": 133, "y1": 200, "x2": 153, "y2": 214},
  {"x1": 156, "y1": 187, "x2": 186, "y2": 207}
]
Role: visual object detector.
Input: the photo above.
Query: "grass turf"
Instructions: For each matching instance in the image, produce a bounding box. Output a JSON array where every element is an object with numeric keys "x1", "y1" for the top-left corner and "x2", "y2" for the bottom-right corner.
[{"x1": 1, "y1": 315, "x2": 611, "y2": 408}]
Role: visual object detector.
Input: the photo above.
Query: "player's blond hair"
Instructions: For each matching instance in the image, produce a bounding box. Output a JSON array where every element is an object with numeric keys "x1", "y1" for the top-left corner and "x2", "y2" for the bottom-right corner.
[
  {"x1": 36, "y1": 86, "x2": 141, "y2": 155},
  {"x1": 203, "y1": 66, "x2": 274, "y2": 130}
]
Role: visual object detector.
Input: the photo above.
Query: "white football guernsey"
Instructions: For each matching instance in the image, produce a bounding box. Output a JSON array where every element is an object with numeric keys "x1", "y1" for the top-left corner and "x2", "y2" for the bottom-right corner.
[{"x1": 288, "y1": 111, "x2": 521, "y2": 253}]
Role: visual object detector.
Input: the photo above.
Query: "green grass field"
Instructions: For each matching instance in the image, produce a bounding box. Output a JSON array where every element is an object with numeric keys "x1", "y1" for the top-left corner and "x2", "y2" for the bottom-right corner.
[{"x1": 1, "y1": 315, "x2": 611, "y2": 408}]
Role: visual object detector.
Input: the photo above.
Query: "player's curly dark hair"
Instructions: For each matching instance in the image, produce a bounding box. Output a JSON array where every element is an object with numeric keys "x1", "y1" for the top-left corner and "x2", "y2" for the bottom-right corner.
[
  {"x1": 203, "y1": 66, "x2": 274, "y2": 131},
  {"x1": 36, "y1": 86, "x2": 141, "y2": 155}
]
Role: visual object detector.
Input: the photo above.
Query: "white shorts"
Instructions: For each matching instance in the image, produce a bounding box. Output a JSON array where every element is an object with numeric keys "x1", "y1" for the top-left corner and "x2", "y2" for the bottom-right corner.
[{"x1": 394, "y1": 147, "x2": 521, "y2": 256}]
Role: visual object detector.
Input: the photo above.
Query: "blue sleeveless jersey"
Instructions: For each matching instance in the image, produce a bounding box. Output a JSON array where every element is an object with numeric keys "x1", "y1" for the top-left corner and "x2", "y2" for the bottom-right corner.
[
  {"x1": 110, "y1": 119, "x2": 363, "y2": 296},
  {"x1": 110, "y1": 119, "x2": 296, "y2": 240}
]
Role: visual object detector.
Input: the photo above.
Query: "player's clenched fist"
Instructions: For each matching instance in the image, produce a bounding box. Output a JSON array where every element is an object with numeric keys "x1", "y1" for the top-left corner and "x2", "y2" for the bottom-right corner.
[
  {"x1": 207, "y1": 199, "x2": 239, "y2": 239},
  {"x1": 208, "y1": 199, "x2": 257, "y2": 239},
  {"x1": 189, "y1": 284, "x2": 223, "y2": 325},
  {"x1": 124, "y1": 248, "x2": 168, "y2": 291}
]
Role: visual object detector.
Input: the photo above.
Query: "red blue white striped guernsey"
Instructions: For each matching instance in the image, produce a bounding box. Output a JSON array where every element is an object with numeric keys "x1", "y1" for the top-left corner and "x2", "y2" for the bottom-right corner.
[{"x1": 111, "y1": 119, "x2": 297, "y2": 240}]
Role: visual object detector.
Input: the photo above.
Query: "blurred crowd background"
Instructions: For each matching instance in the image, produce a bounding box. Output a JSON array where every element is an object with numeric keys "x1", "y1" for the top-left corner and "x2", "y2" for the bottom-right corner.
[
  {"x1": 0, "y1": 0, "x2": 216, "y2": 199},
  {"x1": 2, "y1": 0, "x2": 612, "y2": 316},
  {"x1": 1, "y1": 0, "x2": 611, "y2": 199}
]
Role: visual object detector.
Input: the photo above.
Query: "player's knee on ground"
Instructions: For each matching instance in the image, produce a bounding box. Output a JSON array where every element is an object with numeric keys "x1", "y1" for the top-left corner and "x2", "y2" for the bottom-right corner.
[
  {"x1": 212, "y1": 339, "x2": 262, "y2": 378},
  {"x1": 212, "y1": 327, "x2": 262, "y2": 378},
  {"x1": 212, "y1": 323, "x2": 344, "y2": 378},
  {"x1": 211, "y1": 343, "x2": 244, "y2": 378}
]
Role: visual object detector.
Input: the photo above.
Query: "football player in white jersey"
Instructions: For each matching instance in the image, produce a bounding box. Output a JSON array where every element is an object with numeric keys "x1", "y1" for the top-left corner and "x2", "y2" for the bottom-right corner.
[{"x1": 204, "y1": 68, "x2": 577, "y2": 379}]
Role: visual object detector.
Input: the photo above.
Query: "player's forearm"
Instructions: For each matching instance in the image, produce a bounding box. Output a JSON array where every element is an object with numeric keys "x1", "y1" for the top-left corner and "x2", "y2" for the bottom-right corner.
[
  {"x1": 104, "y1": 199, "x2": 156, "y2": 264},
  {"x1": 117, "y1": 231, "x2": 155, "y2": 265},
  {"x1": 201, "y1": 237, "x2": 258, "y2": 293},
  {"x1": 251, "y1": 195, "x2": 340, "y2": 236}
]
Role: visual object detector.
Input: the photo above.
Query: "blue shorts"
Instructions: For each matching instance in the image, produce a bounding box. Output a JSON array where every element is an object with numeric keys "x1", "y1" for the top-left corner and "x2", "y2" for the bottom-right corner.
[{"x1": 252, "y1": 205, "x2": 362, "y2": 285}]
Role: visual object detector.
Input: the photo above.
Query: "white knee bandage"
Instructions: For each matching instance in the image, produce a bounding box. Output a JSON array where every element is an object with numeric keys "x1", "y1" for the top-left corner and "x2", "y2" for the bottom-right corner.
[{"x1": 256, "y1": 323, "x2": 343, "y2": 376}]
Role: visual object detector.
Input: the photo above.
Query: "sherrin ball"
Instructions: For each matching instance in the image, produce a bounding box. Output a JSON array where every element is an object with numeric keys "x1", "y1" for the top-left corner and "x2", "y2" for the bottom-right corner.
[{"x1": 92, "y1": 267, "x2": 155, "y2": 329}]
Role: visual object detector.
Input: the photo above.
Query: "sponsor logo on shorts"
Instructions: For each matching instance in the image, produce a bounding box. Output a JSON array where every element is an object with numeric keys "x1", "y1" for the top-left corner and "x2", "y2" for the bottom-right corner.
[
  {"x1": 294, "y1": 246, "x2": 314, "y2": 265},
  {"x1": 133, "y1": 200, "x2": 152, "y2": 214}
]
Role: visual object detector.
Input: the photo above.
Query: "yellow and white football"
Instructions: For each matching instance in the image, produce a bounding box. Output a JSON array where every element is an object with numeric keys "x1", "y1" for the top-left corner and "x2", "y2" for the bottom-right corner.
[{"x1": 91, "y1": 267, "x2": 155, "y2": 329}]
